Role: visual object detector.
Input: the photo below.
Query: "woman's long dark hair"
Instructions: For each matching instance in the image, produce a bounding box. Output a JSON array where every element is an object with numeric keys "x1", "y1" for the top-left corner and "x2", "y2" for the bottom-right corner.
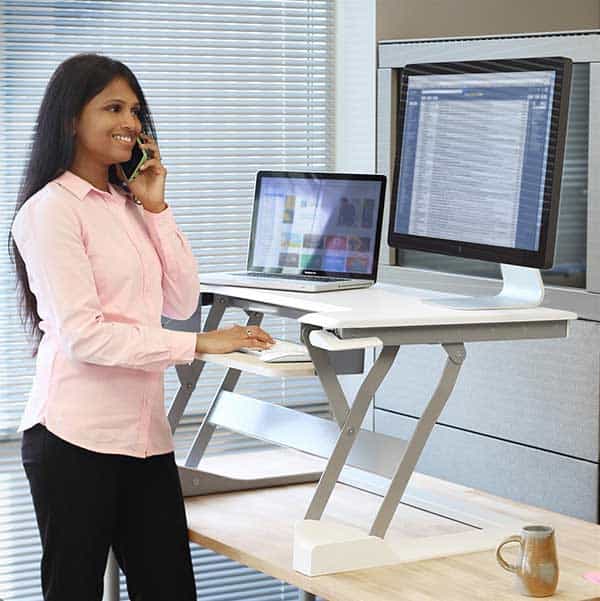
[{"x1": 8, "y1": 53, "x2": 157, "y2": 356}]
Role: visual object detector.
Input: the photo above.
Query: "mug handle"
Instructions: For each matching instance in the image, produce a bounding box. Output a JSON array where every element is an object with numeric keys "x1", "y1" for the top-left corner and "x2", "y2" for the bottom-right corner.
[{"x1": 496, "y1": 535, "x2": 522, "y2": 573}]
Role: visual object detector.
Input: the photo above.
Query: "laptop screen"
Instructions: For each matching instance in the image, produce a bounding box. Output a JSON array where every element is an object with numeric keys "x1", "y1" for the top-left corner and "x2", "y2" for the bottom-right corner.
[{"x1": 248, "y1": 171, "x2": 386, "y2": 279}]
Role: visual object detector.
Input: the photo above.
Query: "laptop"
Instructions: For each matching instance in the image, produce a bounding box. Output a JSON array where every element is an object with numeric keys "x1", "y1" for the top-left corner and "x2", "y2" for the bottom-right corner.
[{"x1": 201, "y1": 170, "x2": 387, "y2": 292}]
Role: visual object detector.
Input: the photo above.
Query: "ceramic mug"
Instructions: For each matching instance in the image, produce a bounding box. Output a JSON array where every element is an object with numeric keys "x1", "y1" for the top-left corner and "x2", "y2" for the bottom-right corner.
[{"x1": 496, "y1": 525, "x2": 559, "y2": 597}]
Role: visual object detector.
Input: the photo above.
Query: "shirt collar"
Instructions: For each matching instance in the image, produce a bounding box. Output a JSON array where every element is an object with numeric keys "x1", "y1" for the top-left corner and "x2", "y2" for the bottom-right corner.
[{"x1": 54, "y1": 170, "x2": 127, "y2": 205}]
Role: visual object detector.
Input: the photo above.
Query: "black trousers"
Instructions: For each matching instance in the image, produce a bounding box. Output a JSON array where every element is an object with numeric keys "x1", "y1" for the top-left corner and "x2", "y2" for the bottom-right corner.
[{"x1": 22, "y1": 424, "x2": 197, "y2": 601}]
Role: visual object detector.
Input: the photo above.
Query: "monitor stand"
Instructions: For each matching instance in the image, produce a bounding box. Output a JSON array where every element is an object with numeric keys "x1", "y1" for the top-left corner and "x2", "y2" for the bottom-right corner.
[{"x1": 428, "y1": 264, "x2": 544, "y2": 310}]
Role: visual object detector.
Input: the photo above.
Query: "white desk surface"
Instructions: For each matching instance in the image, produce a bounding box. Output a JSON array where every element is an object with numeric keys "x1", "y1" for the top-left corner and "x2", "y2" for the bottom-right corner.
[{"x1": 199, "y1": 281, "x2": 577, "y2": 330}]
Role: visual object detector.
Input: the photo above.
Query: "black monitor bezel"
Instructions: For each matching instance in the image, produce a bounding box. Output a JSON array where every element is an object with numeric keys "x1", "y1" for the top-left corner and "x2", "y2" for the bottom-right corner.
[
  {"x1": 387, "y1": 57, "x2": 572, "y2": 269},
  {"x1": 248, "y1": 170, "x2": 387, "y2": 281}
]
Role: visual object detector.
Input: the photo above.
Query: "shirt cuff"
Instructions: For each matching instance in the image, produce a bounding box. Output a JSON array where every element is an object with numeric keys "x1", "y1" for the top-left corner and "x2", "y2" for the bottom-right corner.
[
  {"x1": 144, "y1": 205, "x2": 177, "y2": 234},
  {"x1": 163, "y1": 329, "x2": 197, "y2": 366}
]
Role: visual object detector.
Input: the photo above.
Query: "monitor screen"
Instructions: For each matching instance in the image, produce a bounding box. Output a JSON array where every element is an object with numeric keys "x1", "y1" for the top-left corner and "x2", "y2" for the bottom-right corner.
[
  {"x1": 249, "y1": 172, "x2": 386, "y2": 279},
  {"x1": 388, "y1": 57, "x2": 572, "y2": 269}
]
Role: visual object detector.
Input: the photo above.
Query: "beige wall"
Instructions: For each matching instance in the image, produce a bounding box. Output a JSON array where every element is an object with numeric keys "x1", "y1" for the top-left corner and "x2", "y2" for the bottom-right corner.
[{"x1": 377, "y1": 0, "x2": 600, "y2": 42}]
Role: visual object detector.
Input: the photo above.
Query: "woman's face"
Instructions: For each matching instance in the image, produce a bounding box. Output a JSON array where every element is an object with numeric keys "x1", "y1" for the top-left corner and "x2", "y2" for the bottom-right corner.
[{"x1": 73, "y1": 76, "x2": 142, "y2": 169}]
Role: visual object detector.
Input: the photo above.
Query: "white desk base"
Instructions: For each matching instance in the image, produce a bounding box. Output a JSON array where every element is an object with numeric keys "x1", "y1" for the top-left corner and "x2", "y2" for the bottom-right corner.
[{"x1": 293, "y1": 519, "x2": 521, "y2": 576}]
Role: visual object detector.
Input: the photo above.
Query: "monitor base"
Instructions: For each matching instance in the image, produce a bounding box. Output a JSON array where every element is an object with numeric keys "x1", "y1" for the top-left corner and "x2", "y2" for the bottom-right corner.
[{"x1": 427, "y1": 264, "x2": 544, "y2": 310}]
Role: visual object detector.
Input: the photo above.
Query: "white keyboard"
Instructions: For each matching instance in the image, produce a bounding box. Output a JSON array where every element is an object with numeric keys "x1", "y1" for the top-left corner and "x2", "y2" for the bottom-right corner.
[{"x1": 240, "y1": 339, "x2": 311, "y2": 363}]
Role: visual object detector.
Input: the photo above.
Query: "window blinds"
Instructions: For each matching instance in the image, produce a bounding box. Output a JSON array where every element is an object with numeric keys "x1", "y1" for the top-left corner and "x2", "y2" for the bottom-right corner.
[{"x1": 0, "y1": 1, "x2": 335, "y2": 599}]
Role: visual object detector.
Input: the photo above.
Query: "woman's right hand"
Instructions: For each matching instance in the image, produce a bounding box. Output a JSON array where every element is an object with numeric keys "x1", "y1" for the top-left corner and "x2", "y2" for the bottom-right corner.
[{"x1": 195, "y1": 324, "x2": 274, "y2": 355}]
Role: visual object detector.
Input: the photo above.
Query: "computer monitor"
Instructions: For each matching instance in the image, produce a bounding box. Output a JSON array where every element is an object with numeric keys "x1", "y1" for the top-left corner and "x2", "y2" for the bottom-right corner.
[{"x1": 388, "y1": 57, "x2": 572, "y2": 309}]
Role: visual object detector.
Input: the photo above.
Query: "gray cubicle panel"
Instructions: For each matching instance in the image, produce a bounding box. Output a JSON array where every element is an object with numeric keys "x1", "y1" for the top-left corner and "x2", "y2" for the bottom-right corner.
[
  {"x1": 374, "y1": 410, "x2": 598, "y2": 522},
  {"x1": 373, "y1": 319, "x2": 600, "y2": 522},
  {"x1": 375, "y1": 30, "x2": 600, "y2": 523},
  {"x1": 375, "y1": 319, "x2": 599, "y2": 462}
]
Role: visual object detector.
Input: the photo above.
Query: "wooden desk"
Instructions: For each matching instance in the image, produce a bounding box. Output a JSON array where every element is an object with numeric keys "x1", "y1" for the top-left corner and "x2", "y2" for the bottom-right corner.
[{"x1": 185, "y1": 450, "x2": 600, "y2": 601}]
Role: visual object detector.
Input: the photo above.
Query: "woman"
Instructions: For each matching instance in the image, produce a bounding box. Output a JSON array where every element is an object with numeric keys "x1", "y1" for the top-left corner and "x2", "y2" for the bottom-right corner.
[{"x1": 9, "y1": 53, "x2": 273, "y2": 601}]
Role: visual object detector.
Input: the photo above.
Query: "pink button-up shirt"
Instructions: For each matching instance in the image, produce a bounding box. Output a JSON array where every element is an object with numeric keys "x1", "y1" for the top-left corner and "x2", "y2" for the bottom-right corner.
[{"x1": 11, "y1": 171, "x2": 199, "y2": 457}]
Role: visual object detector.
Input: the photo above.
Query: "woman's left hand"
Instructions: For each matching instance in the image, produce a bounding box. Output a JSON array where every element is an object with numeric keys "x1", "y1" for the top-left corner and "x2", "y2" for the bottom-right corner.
[{"x1": 124, "y1": 134, "x2": 168, "y2": 213}]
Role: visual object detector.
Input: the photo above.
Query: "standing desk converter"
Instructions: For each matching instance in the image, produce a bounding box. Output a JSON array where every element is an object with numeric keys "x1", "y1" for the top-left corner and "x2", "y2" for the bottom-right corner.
[{"x1": 167, "y1": 281, "x2": 577, "y2": 580}]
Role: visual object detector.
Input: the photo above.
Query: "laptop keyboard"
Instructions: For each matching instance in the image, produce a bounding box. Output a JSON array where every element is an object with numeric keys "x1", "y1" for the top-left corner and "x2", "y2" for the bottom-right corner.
[{"x1": 240, "y1": 272, "x2": 346, "y2": 283}]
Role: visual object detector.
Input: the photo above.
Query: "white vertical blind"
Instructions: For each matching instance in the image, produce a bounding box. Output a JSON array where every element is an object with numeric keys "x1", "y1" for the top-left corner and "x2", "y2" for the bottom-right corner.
[{"x1": 0, "y1": 1, "x2": 335, "y2": 599}]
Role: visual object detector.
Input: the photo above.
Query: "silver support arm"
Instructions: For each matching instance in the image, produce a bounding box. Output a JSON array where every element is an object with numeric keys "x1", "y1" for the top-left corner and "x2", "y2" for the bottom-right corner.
[
  {"x1": 167, "y1": 296, "x2": 228, "y2": 433},
  {"x1": 304, "y1": 345, "x2": 400, "y2": 521},
  {"x1": 103, "y1": 549, "x2": 119, "y2": 601},
  {"x1": 302, "y1": 325, "x2": 351, "y2": 427},
  {"x1": 183, "y1": 310, "x2": 264, "y2": 468},
  {"x1": 369, "y1": 343, "x2": 466, "y2": 538}
]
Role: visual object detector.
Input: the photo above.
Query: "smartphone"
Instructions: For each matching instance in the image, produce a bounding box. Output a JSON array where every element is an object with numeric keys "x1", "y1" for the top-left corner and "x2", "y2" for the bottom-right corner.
[{"x1": 120, "y1": 136, "x2": 148, "y2": 182}]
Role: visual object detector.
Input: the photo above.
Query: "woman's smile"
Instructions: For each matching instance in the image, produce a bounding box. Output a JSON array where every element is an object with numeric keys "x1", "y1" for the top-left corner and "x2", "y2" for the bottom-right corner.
[{"x1": 112, "y1": 132, "x2": 135, "y2": 147}]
